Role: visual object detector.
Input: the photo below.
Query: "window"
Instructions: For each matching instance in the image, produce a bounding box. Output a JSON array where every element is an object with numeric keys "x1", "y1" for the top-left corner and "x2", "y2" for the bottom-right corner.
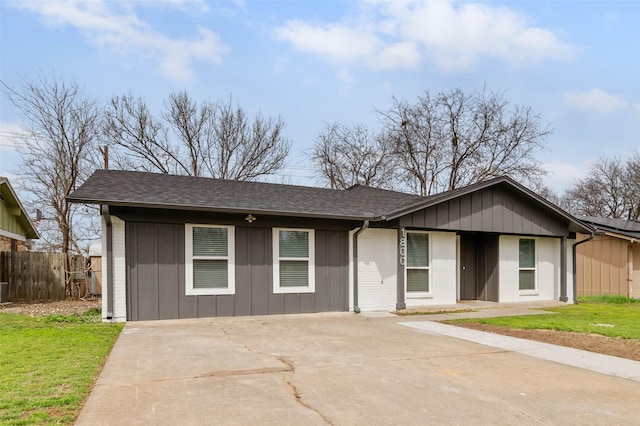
[
  {"x1": 406, "y1": 232, "x2": 429, "y2": 294},
  {"x1": 519, "y1": 239, "x2": 536, "y2": 291},
  {"x1": 273, "y1": 228, "x2": 315, "y2": 293},
  {"x1": 185, "y1": 224, "x2": 235, "y2": 295}
]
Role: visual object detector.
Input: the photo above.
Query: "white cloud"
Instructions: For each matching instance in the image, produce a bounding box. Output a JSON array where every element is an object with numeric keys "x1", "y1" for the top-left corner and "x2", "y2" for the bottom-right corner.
[
  {"x1": 10, "y1": 0, "x2": 228, "y2": 82},
  {"x1": 0, "y1": 122, "x2": 28, "y2": 178},
  {"x1": 564, "y1": 88, "x2": 629, "y2": 114},
  {"x1": 275, "y1": 0, "x2": 574, "y2": 72},
  {"x1": 0, "y1": 122, "x2": 27, "y2": 152},
  {"x1": 542, "y1": 160, "x2": 587, "y2": 191},
  {"x1": 274, "y1": 21, "x2": 420, "y2": 70}
]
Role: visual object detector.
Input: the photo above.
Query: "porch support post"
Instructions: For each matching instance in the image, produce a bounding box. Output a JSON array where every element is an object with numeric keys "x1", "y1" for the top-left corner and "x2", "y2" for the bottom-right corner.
[
  {"x1": 396, "y1": 227, "x2": 406, "y2": 310},
  {"x1": 559, "y1": 236, "x2": 568, "y2": 302}
]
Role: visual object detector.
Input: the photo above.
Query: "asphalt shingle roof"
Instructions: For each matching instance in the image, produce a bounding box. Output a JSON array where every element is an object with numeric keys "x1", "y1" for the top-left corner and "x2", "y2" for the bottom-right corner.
[
  {"x1": 68, "y1": 170, "x2": 423, "y2": 220},
  {"x1": 69, "y1": 170, "x2": 593, "y2": 234},
  {"x1": 578, "y1": 216, "x2": 640, "y2": 239}
]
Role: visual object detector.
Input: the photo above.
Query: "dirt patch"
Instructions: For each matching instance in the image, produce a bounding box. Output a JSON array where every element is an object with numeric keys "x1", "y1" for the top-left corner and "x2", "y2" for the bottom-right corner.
[
  {"x1": 452, "y1": 322, "x2": 640, "y2": 362},
  {"x1": 0, "y1": 299, "x2": 101, "y2": 317}
]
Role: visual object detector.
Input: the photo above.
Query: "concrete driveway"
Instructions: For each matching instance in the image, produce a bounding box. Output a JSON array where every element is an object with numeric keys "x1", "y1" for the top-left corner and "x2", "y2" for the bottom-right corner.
[{"x1": 77, "y1": 313, "x2": 640, "y2": 425}]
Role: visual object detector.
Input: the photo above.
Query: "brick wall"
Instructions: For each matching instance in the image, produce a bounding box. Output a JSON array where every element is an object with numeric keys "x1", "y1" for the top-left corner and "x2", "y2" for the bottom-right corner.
[
  {"x1": 357, "y1": 228, "x2": 397, "y2": 311},
  {"x1": 499, "y1": 235, "x2": 559, "y2": 302},
  {"x1": 405, "y1": 231, "x2": 457, "y2": 308},
  {"x1": 0, "y1": 235, "x2": 11, "y2": 252},
  {"x1": 101, "y1": 215, "x2": 127, "y2": 322},
  {"x1": 0, "y1": 235, "x2": 28, "y2": 252}
]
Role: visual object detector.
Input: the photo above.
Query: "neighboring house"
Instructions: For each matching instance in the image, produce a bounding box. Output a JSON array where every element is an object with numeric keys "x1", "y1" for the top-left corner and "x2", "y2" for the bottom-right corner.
[
  {"x1": 0, "y1": 177, "x2": 39, "y2": 252},
  {"x1": 68, "y1": 170, "x2": 591, "y2": 322},
  {"x1": 575, "y1": 216, "x2": 640, "y2": 299}
]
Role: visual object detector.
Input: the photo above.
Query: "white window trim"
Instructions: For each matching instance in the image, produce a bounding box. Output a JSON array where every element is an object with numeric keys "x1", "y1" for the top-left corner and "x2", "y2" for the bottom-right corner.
[
  {"x1": 185, "y1": 224, "x2": 235, "y2": 296},
  {"x1": 405, "y1": 231, "x2": 431, "y2": 298},
  {"x1": 518, "y1": 237, "x2": 537, "y2": 292},
  {"x1": 273, "y1": 227, "x2": 315, "y2": 294}
]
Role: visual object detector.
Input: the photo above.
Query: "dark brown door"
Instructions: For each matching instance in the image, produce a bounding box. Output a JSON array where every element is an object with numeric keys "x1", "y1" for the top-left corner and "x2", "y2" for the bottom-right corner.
[{"x1": 460, "y1": 234, "x2": 477, "y2": 300}]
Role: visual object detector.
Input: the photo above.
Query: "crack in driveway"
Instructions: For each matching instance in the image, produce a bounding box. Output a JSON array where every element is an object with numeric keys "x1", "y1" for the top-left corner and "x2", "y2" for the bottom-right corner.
[
  {"x1": 286, "y1": 380, "x2": 335, "y2": 425},
  {"x1": 218, "y1": 327, "x2": 333, "y2": 424}
]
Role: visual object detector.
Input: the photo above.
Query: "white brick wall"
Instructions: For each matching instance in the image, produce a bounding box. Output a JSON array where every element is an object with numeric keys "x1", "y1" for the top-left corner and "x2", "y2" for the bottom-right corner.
[
  {"x1": 499, "y1": 235, "x2": 560, "y2": 303},
  {"x1": 406, "y1": 231, "x2": 457, "y2": 307},
  {"x1": 357, "y1": 228, "x2": 397, "y2": 311},
  {"x1": 101, "y1": 215, "x2": 127, "y2": 322}
]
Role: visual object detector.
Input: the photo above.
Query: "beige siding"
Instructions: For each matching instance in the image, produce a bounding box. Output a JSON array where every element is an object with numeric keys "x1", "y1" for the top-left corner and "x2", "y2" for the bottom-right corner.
[
  {"x1": 576, "y1": 234, "x2": 630, "y2": 297},
  {"x1": 566, "y1": 239, "x2": 576, "y2": 303},
  {"x1": 632, "y1": 246, "x2": 640, "y2": 300}
]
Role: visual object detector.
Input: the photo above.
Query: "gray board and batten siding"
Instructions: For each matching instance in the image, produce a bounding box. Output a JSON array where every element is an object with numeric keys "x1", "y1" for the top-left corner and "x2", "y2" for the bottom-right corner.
[
  {"x1": 398, "y1": 184, "x2": 571, "y2": 237},
  {"x1": 123, "y1": 209, "x2": 350, "y2": 321}
]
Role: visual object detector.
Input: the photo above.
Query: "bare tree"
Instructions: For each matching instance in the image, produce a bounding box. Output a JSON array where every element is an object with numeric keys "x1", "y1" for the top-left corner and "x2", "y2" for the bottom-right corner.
[
  {"x1": 563, "y1": 153, "x2": 640, "y2": 220},
  {"x1": 103, "y1": 92, "x2": 291, "y2": 180},
  {"x1": 3, "y1": 77, "x2": 100, "y2": 297},
  {"x1": 102, "y1": 94, "x2": 177, "y2": 173},
  {"x1": 199, "y1": 96, "x2": 290, "y2": 180},
  {"x1": 312, "y1": 122, "x2": 396, "y2": 189},
  {"x1": 380, "y1": 88, "x2": 551, "y2": 195},
  {"x1": 624, "y1": 151, "x2": 640, "y2": 220},
  {"x1": 163, "y1": 90, "x2": 211, "y2": 176}
]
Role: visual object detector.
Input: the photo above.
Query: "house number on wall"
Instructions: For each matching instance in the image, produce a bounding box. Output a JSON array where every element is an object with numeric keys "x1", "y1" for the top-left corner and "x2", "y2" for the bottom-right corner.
[{"x1": 399, "y1": 228, "x2": 406, "y2": 266}]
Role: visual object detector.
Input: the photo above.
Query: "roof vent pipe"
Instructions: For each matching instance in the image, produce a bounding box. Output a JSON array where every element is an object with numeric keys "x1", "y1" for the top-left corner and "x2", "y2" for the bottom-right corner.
[{"x1": 352, "y1": 220, "x2": 369, "y2": 314}]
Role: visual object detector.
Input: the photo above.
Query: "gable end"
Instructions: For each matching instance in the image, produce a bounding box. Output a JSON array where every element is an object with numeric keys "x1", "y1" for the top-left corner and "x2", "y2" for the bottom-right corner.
[{"x1": 398, "y1": 185, "x2": 570, "y2": 236}]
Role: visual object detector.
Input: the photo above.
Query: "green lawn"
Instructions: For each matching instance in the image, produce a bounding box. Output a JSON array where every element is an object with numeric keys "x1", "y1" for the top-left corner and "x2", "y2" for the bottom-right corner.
[
  {"x1": 450, "y1": 297, "x2": 640, "y2": 340},
  {"x1": 0, "y1": 310, "x2": 123, "y2": 425}
]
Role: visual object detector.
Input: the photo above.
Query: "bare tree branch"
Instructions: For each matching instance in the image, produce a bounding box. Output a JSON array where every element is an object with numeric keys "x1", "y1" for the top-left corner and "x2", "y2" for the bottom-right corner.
[
  {"x1": 379, "y1": 88, "x2": 550, "y2": 195},
  {"x1": 102, "y1": 94, "x2": 180, "y2": 173},
  {"x1": 105, "y1": 92, "x2": 290, "y2": 181},
  {"x1": 204, "y1": 97, "x2": 291, "y2": 180},
  {"x1": 311, "y1": 122, "x2": 397, "y2": 190},
  {"x1": 563, "y1": 153, "x2": 640, "y2": 220}
]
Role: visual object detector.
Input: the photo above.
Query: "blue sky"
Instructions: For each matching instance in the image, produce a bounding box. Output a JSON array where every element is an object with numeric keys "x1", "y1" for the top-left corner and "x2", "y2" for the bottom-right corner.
[{"x1": 1, "y1": 0, "x2": 638, "y2": 192}]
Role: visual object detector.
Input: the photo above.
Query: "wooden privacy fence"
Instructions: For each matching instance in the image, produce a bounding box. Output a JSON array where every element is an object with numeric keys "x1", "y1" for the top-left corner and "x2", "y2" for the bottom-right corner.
[{"x1": 0, "y1": 252, "x2": 89, "y2": 301}]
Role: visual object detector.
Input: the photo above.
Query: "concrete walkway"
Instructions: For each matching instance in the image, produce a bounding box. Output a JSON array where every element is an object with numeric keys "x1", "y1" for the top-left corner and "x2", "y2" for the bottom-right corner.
[
  {"x1": 400, "y1": 321, "x2": 640, "y2": 382},
  {"x1": 369, "y1": 301, "x2": 640, "y2": 382}
]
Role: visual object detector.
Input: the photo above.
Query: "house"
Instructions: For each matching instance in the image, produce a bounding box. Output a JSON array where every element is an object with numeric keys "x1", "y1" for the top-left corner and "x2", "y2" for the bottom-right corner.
[
  {"x1": 68, "y1": 170, "x2": 592, "y2": 322},
  {"x1": 0, "y1": 177, "x2": 39, "y2": 252},
  {"x1": 575, "y1": 216, "x2": 640, "y2": 299}
]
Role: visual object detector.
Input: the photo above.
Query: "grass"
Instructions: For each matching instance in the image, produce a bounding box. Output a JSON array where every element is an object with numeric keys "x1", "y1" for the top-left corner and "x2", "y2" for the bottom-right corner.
[
  {"x1": 578, "y1": 295, "x2": 639, "y2": 304},
  {"x1": 449, "y1": 298, "x2": 640, "y2": 340},
  {"x1": 0, "y1": 310, "x2": 123, "y2": 425}
]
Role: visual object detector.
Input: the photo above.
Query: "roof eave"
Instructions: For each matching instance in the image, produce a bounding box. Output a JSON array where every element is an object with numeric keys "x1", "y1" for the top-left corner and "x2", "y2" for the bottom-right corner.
[
  {"x1": 603, "y1": 231, "x2": 640, "y2": 242},
  {"x1": 67, "y1": 197, "x2": 384, "y2": 222},
  {"x1": 1, "y1": 179, "x2": 41, "y2": 240}
]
